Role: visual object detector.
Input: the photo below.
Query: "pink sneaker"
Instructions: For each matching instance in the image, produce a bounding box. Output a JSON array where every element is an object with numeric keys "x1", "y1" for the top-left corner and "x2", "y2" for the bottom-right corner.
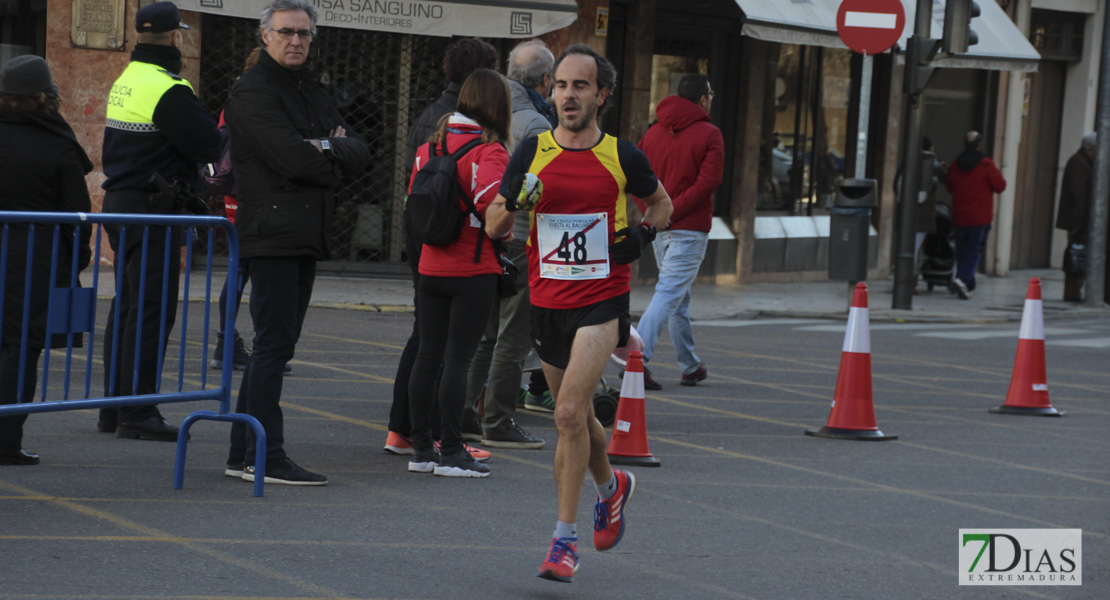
[
  {"x1": 384, "y1": 431, "x2": 413, "y2": 455},
  {"x1": 434, "y1": 440, "x2": 490, "y2": 462}
]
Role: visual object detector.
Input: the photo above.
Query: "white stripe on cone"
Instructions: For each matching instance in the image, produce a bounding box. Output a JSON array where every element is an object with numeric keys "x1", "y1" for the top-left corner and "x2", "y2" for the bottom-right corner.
[
  {"x1": 620, "y1": 371, "x2": 645, "y2": 399},
  {"x1": 1018, "y1": 299, "x2": 1044, "y2": 340},
  {"x1": 841, "y1": 306, "x2": 871, "y2": 353}
]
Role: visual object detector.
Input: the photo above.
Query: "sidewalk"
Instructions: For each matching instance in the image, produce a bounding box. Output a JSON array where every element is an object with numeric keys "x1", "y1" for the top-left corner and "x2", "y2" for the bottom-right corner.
[{"x1": 84, "y1": 267, "x2": 1109, "y2": 325}]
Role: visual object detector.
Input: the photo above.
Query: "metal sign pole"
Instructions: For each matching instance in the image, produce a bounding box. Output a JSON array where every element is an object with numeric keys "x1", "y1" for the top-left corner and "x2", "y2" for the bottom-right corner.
[{"x1": 856, "y1": 54, "x2": 873, "y2": 180}]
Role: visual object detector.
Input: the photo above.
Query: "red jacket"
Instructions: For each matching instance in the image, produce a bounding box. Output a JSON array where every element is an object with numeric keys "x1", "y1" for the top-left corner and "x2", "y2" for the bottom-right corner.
[
  {"x1": 946, "y1": 151, "x2": 1007, "y2": 227},
  {"x1": 409, "y1": 116, "x2": 507, "y2": 278},
  {"x1": 635, "y1": 96, "x2": 724, "y2": 232}
]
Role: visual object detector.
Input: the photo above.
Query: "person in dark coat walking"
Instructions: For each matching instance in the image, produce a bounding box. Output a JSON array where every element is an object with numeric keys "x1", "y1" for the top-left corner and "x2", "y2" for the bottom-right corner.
[
  {"x1": 1055, "y1": 132, "x2": 1096, "y2": 302},
  {"x1": 0, "y1": 55, "x2": 93, "y2": 465}
]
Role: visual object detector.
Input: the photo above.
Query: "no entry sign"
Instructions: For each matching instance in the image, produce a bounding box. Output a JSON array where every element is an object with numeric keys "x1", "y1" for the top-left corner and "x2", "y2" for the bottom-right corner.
[{"x1": 836, "y1": 0, "x2": 906, "y2": 55}]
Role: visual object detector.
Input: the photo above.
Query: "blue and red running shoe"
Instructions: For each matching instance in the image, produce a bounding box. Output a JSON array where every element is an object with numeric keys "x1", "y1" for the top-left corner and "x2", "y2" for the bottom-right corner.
[
  {"x1": 593, "y1": 468, "x2": 636, "y2": 551},
  {"x1": 537, "y1": 537, "x2": 579, "y2": 583}
]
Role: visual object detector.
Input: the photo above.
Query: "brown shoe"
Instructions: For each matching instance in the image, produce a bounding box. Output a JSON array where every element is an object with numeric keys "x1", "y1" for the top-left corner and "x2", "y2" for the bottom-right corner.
[
  {"x1": 642, "y1": 366, "x2": 663, "y2": 391},
  {"x1": 680, "y1": 363, "x2": 708, "y2": 387}
]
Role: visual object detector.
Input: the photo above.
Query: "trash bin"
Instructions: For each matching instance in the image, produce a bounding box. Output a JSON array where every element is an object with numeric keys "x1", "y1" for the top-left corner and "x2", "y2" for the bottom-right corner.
[{"x1": 829, "y1": 178, "x2": 877, "y2": 281}]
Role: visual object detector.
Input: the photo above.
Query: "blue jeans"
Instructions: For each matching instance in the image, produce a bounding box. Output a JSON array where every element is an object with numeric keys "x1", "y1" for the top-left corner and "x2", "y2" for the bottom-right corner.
[
  {"x1": 954, "y1": 224, "x2": 991, "y2": 291},
  {"x1": 636, "y1": 230, "x2": 708, "y2": 374}
]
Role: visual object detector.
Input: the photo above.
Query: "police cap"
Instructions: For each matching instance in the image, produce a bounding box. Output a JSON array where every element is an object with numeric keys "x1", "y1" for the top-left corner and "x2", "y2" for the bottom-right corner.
[{"x1": 136, "y1": 2, "x2": 190, "y2": 33}]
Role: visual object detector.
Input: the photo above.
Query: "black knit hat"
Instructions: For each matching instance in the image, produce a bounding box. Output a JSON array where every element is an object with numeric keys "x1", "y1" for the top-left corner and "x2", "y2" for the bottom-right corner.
[
  {"x1": 136, "y1": 2, "x2": 190, "y2": 33},
  {"x1": 0, "y1": 55, "x2": 59, "y2": 97}
]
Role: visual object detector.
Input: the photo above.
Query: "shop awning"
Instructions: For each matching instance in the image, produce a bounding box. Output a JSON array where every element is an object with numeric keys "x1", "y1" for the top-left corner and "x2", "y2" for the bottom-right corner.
[
  {"x1": 177, "y1": 0, "x2": 578, "y2": 38},
  {"x1": 735, "y1": 0, "x2": 1040, "y2": 72}
]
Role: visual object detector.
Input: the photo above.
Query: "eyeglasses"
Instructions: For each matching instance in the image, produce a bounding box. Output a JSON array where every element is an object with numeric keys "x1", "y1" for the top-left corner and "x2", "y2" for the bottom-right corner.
[
  {"x1": 706, "y1": 90, "x2": 715, "y2": 100},
  {"x1": 270, "y1": 28, "x2": 315, "y2": 42}
]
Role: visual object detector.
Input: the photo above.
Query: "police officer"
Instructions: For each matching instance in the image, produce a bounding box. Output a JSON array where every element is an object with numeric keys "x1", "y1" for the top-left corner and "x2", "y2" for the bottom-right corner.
[{"x1": 98, "y1": 2, "x2": 219, "y2": 441}]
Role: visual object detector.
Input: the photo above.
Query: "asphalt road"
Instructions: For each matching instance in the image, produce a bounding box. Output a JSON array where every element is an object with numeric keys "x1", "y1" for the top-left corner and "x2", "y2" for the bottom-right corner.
[{"x1": 1, "y1": 306, "x2": 1107, "y2": 599}]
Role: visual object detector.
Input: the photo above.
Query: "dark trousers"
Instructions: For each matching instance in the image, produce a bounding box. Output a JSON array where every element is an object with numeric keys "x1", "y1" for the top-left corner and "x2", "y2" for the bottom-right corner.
[
  {"x1": 1064, "y1": 230, "x2": 1086, "y2": 302},
  {"x1": 228, "y1": 256, "x2": 315, "y2": 465},
  {"x1": 217, "y1": 258, "x2": 250, "y2": 334},
  {"x1": 100, "y1": 189, "x2": 180, "y2": 423},
  {"x1": 954, "y1": 223, "x2": 991, "y2": 292},
  {"x1": 409, "y1": 274, "x2": 497, "y2": 456},
  {"x1": 388, "y1": 233, "x2": 422, "y2": 437},
  {"x1": 0, "y1": 345, "x2": 40, "y2": 453}
]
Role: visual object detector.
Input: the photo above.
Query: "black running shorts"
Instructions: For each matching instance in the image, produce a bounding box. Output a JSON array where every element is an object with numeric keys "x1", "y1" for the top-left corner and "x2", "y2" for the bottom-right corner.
[{"x1": 530, "y1": 293, "x2": 631, "y2": 370}]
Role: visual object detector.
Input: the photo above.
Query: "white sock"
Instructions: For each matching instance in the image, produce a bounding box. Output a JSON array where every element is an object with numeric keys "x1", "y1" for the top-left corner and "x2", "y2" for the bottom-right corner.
[
  {"x1": 597, "y1": 472, "x2": 618, "y2": 500},
  {"x1": 553, "y1": 521, "x2": 577, "y2": 540}
]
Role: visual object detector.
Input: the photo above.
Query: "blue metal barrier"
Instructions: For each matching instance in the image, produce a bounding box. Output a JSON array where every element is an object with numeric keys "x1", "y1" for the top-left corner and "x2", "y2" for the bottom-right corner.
[{"x1": 0, "y1": 211, "x2": 267, "y2": 496}]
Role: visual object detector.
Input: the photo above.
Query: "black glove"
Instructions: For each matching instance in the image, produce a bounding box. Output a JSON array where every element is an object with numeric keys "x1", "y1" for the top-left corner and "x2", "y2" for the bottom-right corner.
[
  {"x1": 504, "y1": 173, "x2": 543, "y2": 212},
  {"x1": 608, "y1": 223, "x2": 657, "y2": 265}
]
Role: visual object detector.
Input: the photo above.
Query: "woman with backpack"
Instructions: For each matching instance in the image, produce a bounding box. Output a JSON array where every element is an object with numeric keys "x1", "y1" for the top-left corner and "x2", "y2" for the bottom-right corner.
[{"x1": 405, "y1": 68, "x2": 513, "y2": 478}]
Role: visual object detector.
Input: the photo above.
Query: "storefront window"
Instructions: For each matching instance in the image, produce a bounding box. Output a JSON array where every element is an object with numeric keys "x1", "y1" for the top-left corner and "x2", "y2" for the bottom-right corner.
[{"x1": 758, "y1": 44, "x2": 851, "y2": 214}]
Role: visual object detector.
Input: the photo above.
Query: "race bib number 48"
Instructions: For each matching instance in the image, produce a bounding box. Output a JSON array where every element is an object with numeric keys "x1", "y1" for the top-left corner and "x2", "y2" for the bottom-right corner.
[{"x1": 536, "y1": 213, "x2": 610, "y2": 280}]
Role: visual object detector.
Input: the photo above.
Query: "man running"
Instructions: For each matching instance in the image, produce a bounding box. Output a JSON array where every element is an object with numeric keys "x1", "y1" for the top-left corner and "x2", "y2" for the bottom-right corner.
[{"x1": 486, "y1": 44, "x2": 672, "y2": 583}]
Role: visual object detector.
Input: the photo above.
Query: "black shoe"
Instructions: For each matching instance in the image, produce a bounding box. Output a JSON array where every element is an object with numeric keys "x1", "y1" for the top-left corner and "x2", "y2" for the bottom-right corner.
[
  {"x1": 434, "y1": 449, "x2": 490, "y2": 478},
  {"x1": 211, "y1": 331, "x2": 252, "y2": 371},
  {"x1": 461, "y1": 412, "x2": 483, "y2": 443},
  {"x1": 407, "y1": 446, "x2": 439, "y2": 473},
  {"x1": 242, "y1": 457, "x2": 327, "y2": 486},
  {"x1": 283, "y1": 363, "x2": 293, "y2": 375},
  {"x1": 0, "y1": 449, "x2": 40, "y2": 465},
  {"x1": 224, "y1": 461, "x2": 245, "y2": 478},
  {"x1": 482, "y1": 419, "x2": 545, "y2": 449},
  {"x1": 97, "y1": 419, "x2": 117, "y2": 433},
  {"x1": 115, "y1": 416, "x2": 181, "y2": 442},
  {"x1": 642, "y1": 366, "x2": 663, "y2": 391}
]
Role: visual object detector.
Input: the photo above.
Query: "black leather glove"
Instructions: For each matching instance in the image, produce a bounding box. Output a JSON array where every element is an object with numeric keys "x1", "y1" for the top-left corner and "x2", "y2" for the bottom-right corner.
[
  {"x1": 608, "y1": 223, "x2": 657, "y2": 265},
  {"x1": 504, "y1": 173, "x2": 543, "y2": 212}
]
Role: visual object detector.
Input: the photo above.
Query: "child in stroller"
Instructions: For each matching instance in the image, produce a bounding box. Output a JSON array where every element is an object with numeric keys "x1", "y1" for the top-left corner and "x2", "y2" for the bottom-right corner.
[{"x1": 919, "y1": 201, "x2": 956, "y2": 292}]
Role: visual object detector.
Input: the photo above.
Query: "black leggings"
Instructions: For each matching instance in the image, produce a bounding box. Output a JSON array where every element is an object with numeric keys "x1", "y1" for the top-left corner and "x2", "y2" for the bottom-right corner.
[{"x1": 408, "y1": 274, "x2": 497, "y2": 456}]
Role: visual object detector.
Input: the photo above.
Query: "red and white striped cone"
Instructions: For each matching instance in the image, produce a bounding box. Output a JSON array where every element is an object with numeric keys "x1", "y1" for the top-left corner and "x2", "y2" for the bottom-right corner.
[
  {"x1": 606, "y1": 350, "x2": 661, "y2": 467},
  {"x1": 806, "y1": 282, "x2": 897, "y2": 441},
  {"x1": 991, "y1": 278, "x2": 1063, "y2": 417}
]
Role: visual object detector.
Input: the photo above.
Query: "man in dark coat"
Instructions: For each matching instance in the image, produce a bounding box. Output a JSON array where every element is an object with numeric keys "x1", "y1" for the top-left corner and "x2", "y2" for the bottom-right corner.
[
  {"x1": 0, "y1": 55, "x2": 93, "y2": 464},
  {"x1": 225, "y1": 0, "x2": 370, "y2": 485},
  {"x1": 1055, "y1": 132, "x2": 1095, "y2": 302}
]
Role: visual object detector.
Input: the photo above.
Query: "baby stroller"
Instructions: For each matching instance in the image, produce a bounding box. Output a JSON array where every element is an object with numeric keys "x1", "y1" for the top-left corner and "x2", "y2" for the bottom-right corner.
[
  {"x1": 919, "y1": 202, "x2": 956, "y2": 292},
  {"x1": 521, "y1": 325, "x2": 644, "y2": 428}
]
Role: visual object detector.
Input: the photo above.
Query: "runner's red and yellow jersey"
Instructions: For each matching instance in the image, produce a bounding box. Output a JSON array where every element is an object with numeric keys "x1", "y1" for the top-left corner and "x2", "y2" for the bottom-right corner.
[{"x1": 500, "y1": 130, "x2": 658, "y2": 309}]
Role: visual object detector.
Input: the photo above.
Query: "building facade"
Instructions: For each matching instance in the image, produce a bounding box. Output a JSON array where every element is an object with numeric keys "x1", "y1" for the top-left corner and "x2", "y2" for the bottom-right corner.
[{"x1": 1, "y1": 0, "x2": 1102, "y2": 286}]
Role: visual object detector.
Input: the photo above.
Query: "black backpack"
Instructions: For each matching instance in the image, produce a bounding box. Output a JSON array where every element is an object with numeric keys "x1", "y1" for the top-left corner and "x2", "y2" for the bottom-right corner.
[{"x1": 405, "y1": 138, "x2": 485, "y2": 248}]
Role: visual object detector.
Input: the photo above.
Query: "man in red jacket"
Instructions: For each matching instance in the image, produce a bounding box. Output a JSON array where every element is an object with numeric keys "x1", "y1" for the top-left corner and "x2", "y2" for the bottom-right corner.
[
  {"x1": 945, "y1": 131, "x2": 1007, "y2": 300},
  {"x1": 634, "y1": 74, "x2": 723, "y2": 389}
]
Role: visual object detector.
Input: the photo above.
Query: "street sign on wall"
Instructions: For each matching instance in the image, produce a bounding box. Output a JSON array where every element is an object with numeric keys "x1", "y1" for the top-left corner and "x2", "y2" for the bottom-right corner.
[{"x1": 836, "y1": 0, "x2": 906, "y2": 55}]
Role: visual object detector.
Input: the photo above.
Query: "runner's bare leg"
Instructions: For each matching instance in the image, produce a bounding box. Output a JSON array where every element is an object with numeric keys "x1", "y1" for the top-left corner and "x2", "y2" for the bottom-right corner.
[{"x1": 542, "y1": 319, "x2": 618, "y2": 524}]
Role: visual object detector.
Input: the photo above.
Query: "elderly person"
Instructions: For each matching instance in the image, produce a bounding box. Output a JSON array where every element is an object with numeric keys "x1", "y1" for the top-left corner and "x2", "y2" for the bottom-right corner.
[
  {"x1": 1055, "y1": 132, "x2": 1096, "y2": 302},
  {"x1": 0, "y1": 56, "x2": 93, "y2": 464}
]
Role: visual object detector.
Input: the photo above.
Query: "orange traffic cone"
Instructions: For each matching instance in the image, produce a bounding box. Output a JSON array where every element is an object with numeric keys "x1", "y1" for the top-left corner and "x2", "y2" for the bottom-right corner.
[
  {"x1": 606, "y1": 350, "x2": 660, "y2": 467},
  {"x1": 991, "y1": 278, "x2": 1063, "y2": 417},
  {"x1": 806, "y1": 283, "x2": 897, "y2": 441}
]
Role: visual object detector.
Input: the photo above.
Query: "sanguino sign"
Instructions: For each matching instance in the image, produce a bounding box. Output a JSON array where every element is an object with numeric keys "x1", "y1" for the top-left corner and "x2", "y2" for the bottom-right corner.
[{"x1": 959, "y1": 529, "x2": 1082, "y2": 586}]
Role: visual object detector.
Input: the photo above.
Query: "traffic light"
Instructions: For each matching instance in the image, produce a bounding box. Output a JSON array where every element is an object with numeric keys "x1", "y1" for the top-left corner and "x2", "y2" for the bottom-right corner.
[{"x1": 942, "y1": 0, "x2": 981, "y2": 54}]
